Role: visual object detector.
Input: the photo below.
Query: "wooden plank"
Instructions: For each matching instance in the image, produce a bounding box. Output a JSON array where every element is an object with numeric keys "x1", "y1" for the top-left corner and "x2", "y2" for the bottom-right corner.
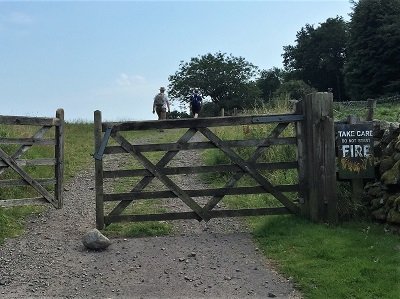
[
  {"x1": 0, "y1": 158, "x2": 56, "y2": 167},
  {"x1": 322, "y1": 98, "x2": 338, "y2": 224},
  {"x1": 0, "y1": 178, "x2": 56, "y2": 187},
  {"x1": 303, "y1": 93, "x2": 337, "y2": 222},
  {"x1": 104, "y1": 137, "x2": 297, "y2": 154},
  {"x1": 94, "y1": 110, "x2": 105, "y2": 229},
  {"x1": 108, "y1": 128, "x2": 198, "y2": 217},
  {"x1": 366, "y1": 99, "x2": 377, "y2": 121},
  {"x1": 348, "y1": 115, "x2": 362, "y2": 223},
  {"x1": 54, "y1": 108, "x2": 64, "y2": 209},
  {"x1": 0, "y1": 126, "x2": 52, "y2": 175},
  {"x1": 0, "y1": 115, "x2": 60, "y2": 126},
  {"x1": 0, "y1": 197, "x2": 48, "y2": 207},
  {"x1": 105, "y1": 113, "x2": 304, "y2": 131},
  {"x1": 111, "y1": 131, "x2": 211, "y2": 221},
  {"x1": 295, "y1": 100, "x2": 307, "y2": 213},
  {"x1": 103, "y1": 161, "x2": 299, "y2": 178},
  {"x1": 304, "y1": 93, "x2": 321, "y2": 221},
  {"x1": 103, "y1": 184, "x2": 299, "y2": 201},
  {"x1": 198, "y1": 127, "x2": 300, "y2": 214},
  {"x1": 203, "y1": 122, "x2": 290, "y2": 211},
  {"x1": 0, "y1": 138, "x2": 55, "y2": 145},
  {"x1": 0, "y1": 148, "x2": 55, "y2": 204},
  {"x1": 104, "y1": 207, "x2": 290, "y2": 224},
  {"x1": 210, "y1": 207, "x2": 290, "y2": 218}
]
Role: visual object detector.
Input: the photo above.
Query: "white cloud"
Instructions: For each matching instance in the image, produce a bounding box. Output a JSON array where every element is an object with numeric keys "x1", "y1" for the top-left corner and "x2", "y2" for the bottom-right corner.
[
  {"x1": 5, "y1": 12, "x2": 34, "y2": 25},
  {"x1": 94, "y1": 73, "x2": 156, "y2": 98},
  {"x1": 115, "y1": 73, "x2": 146, "y2": 87}
]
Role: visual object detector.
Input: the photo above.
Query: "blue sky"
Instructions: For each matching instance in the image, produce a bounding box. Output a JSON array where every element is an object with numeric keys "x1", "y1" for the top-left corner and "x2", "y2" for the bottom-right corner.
[{"x1": 0, "y1": 0, "x2": 352, "y2": 122}]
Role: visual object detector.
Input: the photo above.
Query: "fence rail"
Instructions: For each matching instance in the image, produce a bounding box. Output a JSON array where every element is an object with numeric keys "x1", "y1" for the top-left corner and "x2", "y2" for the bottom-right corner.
[
  {"x1": 94, "y1": 92, "x2": 338, "y2": 228},
  {"x1": 0, "y1": 109, "x2": 64, "y2": 208}
]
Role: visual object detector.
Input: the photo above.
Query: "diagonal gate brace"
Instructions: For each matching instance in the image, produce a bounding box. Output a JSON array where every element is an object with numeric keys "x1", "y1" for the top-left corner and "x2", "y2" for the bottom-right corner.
[{"x1": 94, "y1": 127, "x2": 112, "y2": 161}]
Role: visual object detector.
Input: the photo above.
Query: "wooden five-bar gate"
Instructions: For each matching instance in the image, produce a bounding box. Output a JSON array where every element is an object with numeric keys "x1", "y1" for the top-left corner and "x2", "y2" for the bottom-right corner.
[
  {"x1": 94, "y1": 93, "x2": 337, "y2": 229},
  {"x1": 0, "y1": 109, "x2": 64, "y2": 208}
]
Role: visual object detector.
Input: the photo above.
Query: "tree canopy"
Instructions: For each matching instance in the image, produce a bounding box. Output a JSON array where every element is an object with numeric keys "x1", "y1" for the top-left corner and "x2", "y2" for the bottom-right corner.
[
  {"x1": 345, "y1": 0, "x2": 400, "y2": 100},
  {"x1": 257, "y1": 67, "x2": 285, "y2": 102},
  {"x1": 167, "y1": 52, "x2": 260, "y2": 108},
  {"x1": 167, "y1": 1, "x2": 399, "y2": 110},
  {"x1": 282, "y1": 17, "x2": 348, "y2": 100}
]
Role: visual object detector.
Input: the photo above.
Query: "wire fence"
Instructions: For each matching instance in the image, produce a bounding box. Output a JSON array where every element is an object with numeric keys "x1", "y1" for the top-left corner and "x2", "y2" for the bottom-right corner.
[{"x1": 333, "y1": 94, "x2": 400, "y2": 122}]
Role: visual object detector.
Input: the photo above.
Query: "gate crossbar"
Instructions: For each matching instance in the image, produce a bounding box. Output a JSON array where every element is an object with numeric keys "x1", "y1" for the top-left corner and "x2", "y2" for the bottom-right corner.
[
  {"x1": 111, "y1": 130, "x2": 211, "y2": 221},
  {"x1": 94, "y1": 112, "x2": 303, "y2": 228},
  {"x1": 0, "y1": 110, "x2": 64, "y2": 208}
]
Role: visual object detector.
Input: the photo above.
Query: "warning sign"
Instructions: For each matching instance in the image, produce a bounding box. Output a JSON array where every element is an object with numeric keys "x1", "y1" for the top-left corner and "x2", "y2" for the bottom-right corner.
[{"x1": 336, "y1": 123, "x2": 375, "y2": 179}]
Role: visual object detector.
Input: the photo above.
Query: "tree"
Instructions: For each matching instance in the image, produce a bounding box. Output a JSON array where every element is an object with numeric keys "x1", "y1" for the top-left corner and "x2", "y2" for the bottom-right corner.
[
  {"x1": 257, "y1": 67, "x2": 285, "y2": 102},
  {"x1": 273, "y1": 80, "x2": 316, "y2": 101},
  {"x1": 345, "y1": 0, "x2": 400, "y2": 100},
  {"x1": 168, "y1": 52, "x2": 260, "y2": 108},
  {"x1": 168, "y1": 110, "x2": 190, "y2": 119},
  {"x1": 282, "y1": 17, "x2": 348, "y2": 101}
]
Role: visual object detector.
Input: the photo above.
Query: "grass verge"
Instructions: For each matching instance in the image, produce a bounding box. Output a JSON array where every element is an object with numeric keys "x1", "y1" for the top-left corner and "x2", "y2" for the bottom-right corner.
[{"x1": 252, "y1": 216, "x2": 400, "y2": 299}]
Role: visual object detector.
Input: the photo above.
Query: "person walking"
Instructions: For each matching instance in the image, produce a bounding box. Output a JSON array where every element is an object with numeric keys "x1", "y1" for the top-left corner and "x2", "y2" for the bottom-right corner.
[
  {"x1": 152, "y1": 87, "x2": 170, "y2": 120},
  {"x1": 190, "y1": 88, "x2": 202, "y2": 118}
]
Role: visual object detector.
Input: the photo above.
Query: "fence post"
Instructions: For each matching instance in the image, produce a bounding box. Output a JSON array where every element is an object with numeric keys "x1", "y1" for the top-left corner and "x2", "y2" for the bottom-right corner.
[
  {"x1": 366, "y1": 99, "x2": 377, "y2": 121},
  {"x1": 295, "y1": 100, "x2": 308, "y2": 216},
  {"x1": 94, "y1": 110, "x2": 105, "y2": 229},
  {"x1": 303, "y1": 93, "x2": 337, "y2": 223},
  {"x1": 347, "y1": 115, "x2": 364, "y2": 208},
  {"x1": 220, "y1": 108, "x2": 224, "y2": 117},
  {"x1": 55, "y1": 108, "x2": 64, "y2": 209}
]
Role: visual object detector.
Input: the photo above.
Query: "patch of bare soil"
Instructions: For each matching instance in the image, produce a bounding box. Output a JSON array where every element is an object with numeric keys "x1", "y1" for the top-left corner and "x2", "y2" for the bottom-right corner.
[{"x1": 0, "y1": 132, "x2": 301, "y2": 298}]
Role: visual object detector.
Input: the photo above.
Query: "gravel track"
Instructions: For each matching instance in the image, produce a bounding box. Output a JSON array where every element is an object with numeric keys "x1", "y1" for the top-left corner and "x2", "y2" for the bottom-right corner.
[{"x1": 0, "y1": 132, "x2": 301, "y2": 298}]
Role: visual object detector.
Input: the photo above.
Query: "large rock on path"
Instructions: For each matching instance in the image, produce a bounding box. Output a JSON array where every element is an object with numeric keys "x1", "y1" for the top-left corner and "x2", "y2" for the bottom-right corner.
[{"x1": 82, "y1": 228, "x2": 111, "y2": 250}]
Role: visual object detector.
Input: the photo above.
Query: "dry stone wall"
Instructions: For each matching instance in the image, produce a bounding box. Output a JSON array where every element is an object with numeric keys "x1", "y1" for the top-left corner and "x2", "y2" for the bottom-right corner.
[{"x1": 364, "y1": 121, "x2": 400, "y2": 227}]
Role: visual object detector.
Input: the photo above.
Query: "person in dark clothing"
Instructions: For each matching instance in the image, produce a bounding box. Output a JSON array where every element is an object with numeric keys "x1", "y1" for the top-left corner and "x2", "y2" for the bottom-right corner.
[{"x1": 190, "y1": 88, "x2": 202, "y2": 118}]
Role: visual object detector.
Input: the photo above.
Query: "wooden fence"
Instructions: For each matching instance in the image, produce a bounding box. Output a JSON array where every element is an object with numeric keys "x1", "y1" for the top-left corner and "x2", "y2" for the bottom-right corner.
[
  {"x1": 0, "y1": 109, "x2": 64, "y2": 208},
  {"x1": 94, "y1": 93, "x2": 337, "y2": 229}
]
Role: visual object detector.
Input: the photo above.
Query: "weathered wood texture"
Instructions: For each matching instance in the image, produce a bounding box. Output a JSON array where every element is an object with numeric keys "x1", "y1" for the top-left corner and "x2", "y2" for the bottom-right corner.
[
  {"x1": 94, "y1": 111, "x2": 305, "y2": 228},
  {"x1": 0, "y1": 110, "x2": 64, "y2": 209},
  {"x1": 347, "y1": 115, "x2": 365, "y2": 211},
  {"x1": 95, "y1": 93, "x2": 337, "y2": 228},
  {"x1": 0, "y1": 115, "x2": 60, "y2": 126},
  {"x1": 104, "y1": 207, "x2": 290, "y2": 225},
  {"x1": 55, "y1": 108, "x2": 65, "y2": 208},
  {"x1": 103, "y1": 114, "x2": 304, "y2": 132},
  {"x1": 94, "y1": 110, "x2": 105, "y2": 229},
  {"x1": 366, "y1": 99, "x2": 377, "y2": 121},
  {"x1": 301, "y1": 93, "x2": 337, "y2": 223}
]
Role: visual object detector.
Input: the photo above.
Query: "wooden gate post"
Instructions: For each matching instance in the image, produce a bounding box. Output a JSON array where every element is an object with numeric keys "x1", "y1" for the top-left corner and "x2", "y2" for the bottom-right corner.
[
  {"x1": 55, "y1": 108, "x2": 65, "y2": 209},
  {"x1": 94, "y1": 110, "x2": 105, "y2": 229},
  {"x1": 301, "y1": 92, "x2": 337, "y2": 223}
]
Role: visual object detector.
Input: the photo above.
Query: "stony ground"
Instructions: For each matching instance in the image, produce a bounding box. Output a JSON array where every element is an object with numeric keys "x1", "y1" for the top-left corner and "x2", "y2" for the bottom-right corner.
[{"x1": 0, "y1": 132, "x2": 301, "y2": 298}]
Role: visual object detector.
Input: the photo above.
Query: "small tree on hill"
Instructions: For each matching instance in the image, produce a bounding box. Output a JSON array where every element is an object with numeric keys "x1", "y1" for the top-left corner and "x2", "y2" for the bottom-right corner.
[{"x1": 168, "y1": 52, "x2": 260, "y2": 109}]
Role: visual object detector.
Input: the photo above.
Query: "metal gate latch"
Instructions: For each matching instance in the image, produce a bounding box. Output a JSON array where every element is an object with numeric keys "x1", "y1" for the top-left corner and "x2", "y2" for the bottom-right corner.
[{"x1": 94, "y1": 127, "x2": 112, "y2": 161}]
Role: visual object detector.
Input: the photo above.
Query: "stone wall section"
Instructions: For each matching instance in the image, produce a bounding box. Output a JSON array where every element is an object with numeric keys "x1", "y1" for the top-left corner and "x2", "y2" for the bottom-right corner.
[{"x1": 364, "y1": 121, "x2": 400, "y2": 227}]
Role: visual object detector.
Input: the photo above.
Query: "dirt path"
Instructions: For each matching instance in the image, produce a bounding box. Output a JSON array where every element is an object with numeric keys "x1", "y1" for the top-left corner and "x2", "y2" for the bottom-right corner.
[{"x1": 0, "y1": 132, "x2": 300, "y2": 298}]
